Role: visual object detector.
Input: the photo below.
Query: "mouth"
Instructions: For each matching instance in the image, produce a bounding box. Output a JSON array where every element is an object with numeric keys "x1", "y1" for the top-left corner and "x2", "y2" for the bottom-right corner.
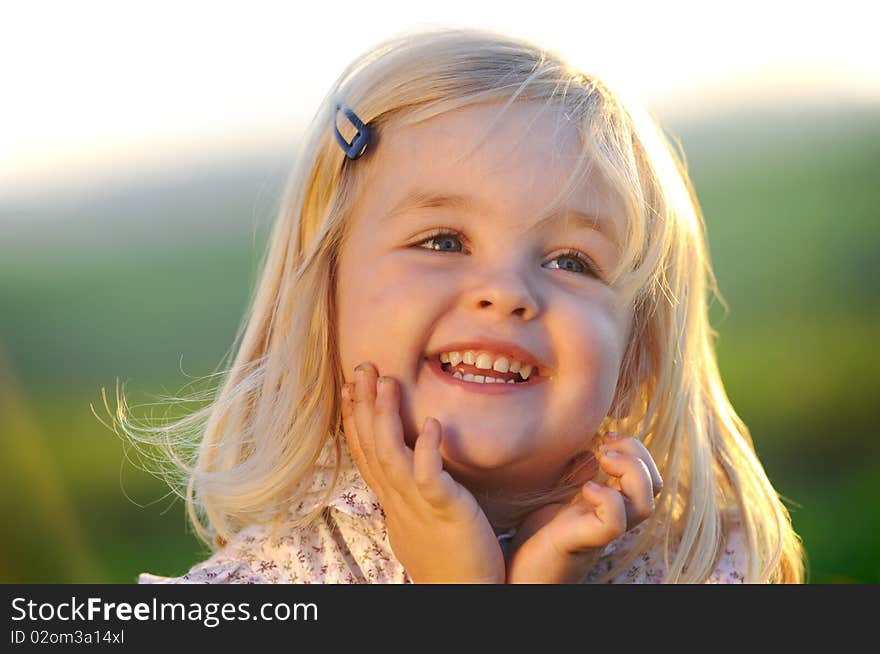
[
  {"x1": 438, "y1": 358, "x2": 532, "y2": 384},
  {"x1": 425, "y1": 340, "x2": 550, "y2": 375},
  {"x1": 423, "y1": 355, "x2": 548, "y2": 395}
]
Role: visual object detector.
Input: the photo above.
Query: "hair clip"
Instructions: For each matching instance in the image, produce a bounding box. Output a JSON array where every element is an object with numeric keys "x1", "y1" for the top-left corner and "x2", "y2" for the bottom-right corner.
[{"x1": 333, "y1": 103, "x2": 371, "y2": 160}]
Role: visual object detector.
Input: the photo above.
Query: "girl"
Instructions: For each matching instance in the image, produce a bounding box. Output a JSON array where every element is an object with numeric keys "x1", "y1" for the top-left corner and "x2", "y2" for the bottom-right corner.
[{"x1": 129, "y1": 27, "x2": 804, "y2": 583}]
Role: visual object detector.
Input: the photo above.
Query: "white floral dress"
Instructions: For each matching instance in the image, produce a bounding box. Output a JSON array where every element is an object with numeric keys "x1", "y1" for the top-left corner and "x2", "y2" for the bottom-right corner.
[{"x1": 139, "y1": 445, "x2": 749, "y2": 585}]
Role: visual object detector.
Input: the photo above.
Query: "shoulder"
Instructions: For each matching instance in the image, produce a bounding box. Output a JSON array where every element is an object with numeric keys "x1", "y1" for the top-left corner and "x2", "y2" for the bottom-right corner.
[
  {"x1": 139, "y1": 449, "x2": 408, "y2": 584},
  {"x1": 704, "y1": 511, "x2": 750, "y2": 584},
  {"x1": 138, "y1": 523, "x2": 284, "y2": 585},
  {"x1": 138, "y1": 560, "x2": 267, "y2": 585},
  {"x1": 138, "y1": 495, "x2": 407, "y2": 584},
  {"x1": 584, "y1": 510, "x2": 750, "y2": 584}
]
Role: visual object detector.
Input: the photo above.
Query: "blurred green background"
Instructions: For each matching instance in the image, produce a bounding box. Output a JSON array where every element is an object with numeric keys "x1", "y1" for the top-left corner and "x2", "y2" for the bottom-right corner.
[{"x1": 1, "y1": 103, "x2": 878, "y2": 583}]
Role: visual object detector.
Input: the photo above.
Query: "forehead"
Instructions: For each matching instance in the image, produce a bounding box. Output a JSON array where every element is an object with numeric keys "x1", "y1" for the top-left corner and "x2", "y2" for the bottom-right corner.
[{"x1": 357, "y1": 101, "x2": 624, "y2": 242}]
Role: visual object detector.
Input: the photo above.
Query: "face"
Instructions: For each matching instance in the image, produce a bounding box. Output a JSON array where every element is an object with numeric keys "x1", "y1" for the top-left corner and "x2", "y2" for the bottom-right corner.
[{"x1": 335, "y1": 100, "x2": 633, "y2": 500}]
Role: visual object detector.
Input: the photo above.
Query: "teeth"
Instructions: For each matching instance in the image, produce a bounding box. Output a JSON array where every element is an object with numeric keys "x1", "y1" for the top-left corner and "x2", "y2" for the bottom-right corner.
[
  {"x1": 454, "y1": 372, "x2": 514, "y2": 384},
  {"x1": 445, "y1": 367, "x2": 525, "y2": 385},
  {"x1": 493, "y1": 356, "x2": 510, "y2": 373},
  {"x1": 438, "y1": 350, "x2": 536, "y2": 378},
  {"x1": 475, "y1": 353, "x2": 493, "y2": 370}
]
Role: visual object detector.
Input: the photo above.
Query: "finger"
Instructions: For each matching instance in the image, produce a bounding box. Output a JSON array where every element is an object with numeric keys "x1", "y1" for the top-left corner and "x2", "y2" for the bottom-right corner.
[
  {"x1": 412, "y1": 417, "x2": 457, "y2": 506},
  {"x1": 596, "y1": 448, "x2": 655, "y2": 528},
  {"x1": 341, "y1": 382, "x2": 383, "y2": 494},
  {"x1": 351, "y1": 363, "x2": 388, "y2": 491},
  {"x1": 553, "y1": 481, "x2": 627, "y2": 551},
  {"x1": 602, "y1": 433, "x2": 663, "y2": 497},
  {"x1": 372, "y1": 376, "x2": 415, "y2": 489}
]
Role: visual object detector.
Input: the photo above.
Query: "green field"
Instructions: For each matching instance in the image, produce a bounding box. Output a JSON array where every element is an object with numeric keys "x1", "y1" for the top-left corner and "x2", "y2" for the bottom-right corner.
[{"x1": 1, "y1": 104, "x2": 878, "y2": 583}]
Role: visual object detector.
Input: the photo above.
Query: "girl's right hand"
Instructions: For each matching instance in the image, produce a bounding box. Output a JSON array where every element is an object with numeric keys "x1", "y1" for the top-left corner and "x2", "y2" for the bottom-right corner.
[{"x1": 341, "y1": 362, "x2": 505, "y2": 584}]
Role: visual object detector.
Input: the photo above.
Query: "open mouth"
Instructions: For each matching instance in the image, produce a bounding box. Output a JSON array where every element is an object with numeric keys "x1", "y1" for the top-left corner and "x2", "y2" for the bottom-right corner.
[
  {"x1": 423, "y1": 343, "x2": 549, "y2": 391},
  {"x1": 434, "y1": 350, "x2": 538, "y2": 384},
  {"x1": 438, "y1": 359, "x2": 535, "y2": 385}
]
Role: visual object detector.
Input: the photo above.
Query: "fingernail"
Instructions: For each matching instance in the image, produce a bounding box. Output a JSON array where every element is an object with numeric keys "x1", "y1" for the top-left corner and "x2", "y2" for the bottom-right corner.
[
  {"x1": 604, "y1": 432, "x2": 626, "y2": 441},
  {"x1": 603, "y1": 450, "x2": 620, "y2": 459},
  {"x1": 586, "y1": 481, "x2": 600, "y2": 490}
]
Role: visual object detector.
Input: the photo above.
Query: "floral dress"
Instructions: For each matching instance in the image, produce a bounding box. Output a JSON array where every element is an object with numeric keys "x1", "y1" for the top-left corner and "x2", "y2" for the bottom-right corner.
[{"x1": 139, "y1": 445, "x2": 749, "y2": 585}]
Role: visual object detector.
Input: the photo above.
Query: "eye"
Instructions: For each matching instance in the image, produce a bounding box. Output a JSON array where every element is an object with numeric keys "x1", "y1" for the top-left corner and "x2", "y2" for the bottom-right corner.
[
  {"x1": 544, "y1": 248, "x2": 601, "y2": 277},
  {"x1": 414, "y1": 229, "x2": 601, "y2": 278},
  {"x1": 415, "y1": 228, "x2": 467, "y2": 253}
]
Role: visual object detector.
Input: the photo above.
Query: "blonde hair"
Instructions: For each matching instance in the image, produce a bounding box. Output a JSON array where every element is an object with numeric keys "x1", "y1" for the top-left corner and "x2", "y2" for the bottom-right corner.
[{"x1": 110, "y1": 27, "x2": 804, "y2": 583}]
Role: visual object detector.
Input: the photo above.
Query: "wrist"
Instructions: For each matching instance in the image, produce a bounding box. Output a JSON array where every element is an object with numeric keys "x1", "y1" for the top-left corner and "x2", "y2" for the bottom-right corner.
[
  {"x1": 507, "y1": 535, "x2": 602, "y2": 584},
  {"x1": 412, "y1": 571, "x2": 506, "y2": 584}
]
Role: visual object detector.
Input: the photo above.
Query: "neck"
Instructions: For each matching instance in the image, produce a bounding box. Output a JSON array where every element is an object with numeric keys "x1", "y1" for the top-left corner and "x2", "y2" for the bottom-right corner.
[{"x1": 444, "y1": 463, "x2": 568, "y2": 533}]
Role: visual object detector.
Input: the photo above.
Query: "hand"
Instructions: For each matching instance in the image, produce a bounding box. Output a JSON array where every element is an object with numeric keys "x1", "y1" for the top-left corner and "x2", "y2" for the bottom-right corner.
[
  {"x1": 341, "y1": 362, "x2": 506, "y2": 584},
  {"x1": 506, "y1": 432, "x2": 663, "y2": 583}
]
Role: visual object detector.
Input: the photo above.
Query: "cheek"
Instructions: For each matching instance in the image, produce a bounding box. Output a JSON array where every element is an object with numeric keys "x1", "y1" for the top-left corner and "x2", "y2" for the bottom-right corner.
[
  {"x1": 345, "y1": 257, "x2": 451, "y2": 322},
  {"x1": 553, "y1": 303, "x2": 628, "y2": 406},
  {"x1": 336, "y1": 255, "x2": 452, "y2": 377}
]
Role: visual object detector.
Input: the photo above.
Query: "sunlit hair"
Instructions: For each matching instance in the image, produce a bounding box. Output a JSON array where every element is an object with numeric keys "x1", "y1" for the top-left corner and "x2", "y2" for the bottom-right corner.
[{"x1": 111, "y1": 27, "x2": 804, "y2": 583}]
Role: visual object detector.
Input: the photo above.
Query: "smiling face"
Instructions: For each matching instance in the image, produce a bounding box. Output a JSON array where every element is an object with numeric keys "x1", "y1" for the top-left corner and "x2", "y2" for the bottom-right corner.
[{"x1": 335, "y1": 100, "x2": 633, "y2": 505}]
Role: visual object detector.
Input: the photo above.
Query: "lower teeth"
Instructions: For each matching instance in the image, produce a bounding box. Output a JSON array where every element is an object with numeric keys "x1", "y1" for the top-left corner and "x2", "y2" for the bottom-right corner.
[{"x1": 442, "y1": 363, "x2": 525, "y2": 384}]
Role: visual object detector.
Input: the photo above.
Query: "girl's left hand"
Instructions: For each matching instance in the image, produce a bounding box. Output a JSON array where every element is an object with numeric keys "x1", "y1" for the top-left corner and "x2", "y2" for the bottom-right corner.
[{"x1": 505, "y1": 432, "x2": 663, "y2": 584}]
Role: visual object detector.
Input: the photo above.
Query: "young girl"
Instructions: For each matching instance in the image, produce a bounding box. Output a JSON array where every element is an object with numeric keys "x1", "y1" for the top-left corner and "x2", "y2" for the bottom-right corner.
[{"x1": 129, "y1": 27, "x2": 804, "y2": 583}]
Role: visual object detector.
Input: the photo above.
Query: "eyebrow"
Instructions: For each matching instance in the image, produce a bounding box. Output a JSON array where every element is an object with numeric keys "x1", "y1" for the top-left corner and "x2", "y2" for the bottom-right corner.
[{"x1": 385, "y1": 190, "x2": 617, "y2": 242}]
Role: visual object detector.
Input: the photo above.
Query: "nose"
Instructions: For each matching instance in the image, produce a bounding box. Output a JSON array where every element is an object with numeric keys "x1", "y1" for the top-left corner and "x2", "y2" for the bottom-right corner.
[{"x1": 467, "y1": 263, "x2": 540, "y2": 320}]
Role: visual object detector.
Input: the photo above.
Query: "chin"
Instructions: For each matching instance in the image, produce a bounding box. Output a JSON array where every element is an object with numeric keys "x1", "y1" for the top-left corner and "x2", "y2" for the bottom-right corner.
[{"x1": 431, "y1": 418, "x2": 532, "y2": 471}]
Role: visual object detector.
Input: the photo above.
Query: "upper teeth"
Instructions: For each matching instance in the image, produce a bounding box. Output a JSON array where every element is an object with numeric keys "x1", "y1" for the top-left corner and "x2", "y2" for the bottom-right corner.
[{"x1": 439, "y1": 350, "x2": 535, "y2": 381}]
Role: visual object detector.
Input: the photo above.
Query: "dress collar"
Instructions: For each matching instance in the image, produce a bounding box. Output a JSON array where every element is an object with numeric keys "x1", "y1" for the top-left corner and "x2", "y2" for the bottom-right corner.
[{"x1": 291, "y1": 437, "x2": 382, "y2": 520}]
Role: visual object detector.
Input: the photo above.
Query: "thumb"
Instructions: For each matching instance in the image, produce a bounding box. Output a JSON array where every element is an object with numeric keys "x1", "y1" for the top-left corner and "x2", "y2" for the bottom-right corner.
[{"x1": 572, "y1": 481, "x2": 627, "y2": 548}]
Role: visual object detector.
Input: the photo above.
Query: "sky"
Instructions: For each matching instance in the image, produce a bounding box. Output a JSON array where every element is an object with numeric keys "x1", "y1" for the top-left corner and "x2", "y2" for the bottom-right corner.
[{"x1": 1, "y1": 0, "x2": 878, "y2": 197}]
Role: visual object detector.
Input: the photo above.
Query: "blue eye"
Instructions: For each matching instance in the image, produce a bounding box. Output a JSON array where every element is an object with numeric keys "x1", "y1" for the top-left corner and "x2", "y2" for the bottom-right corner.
[
  {"x1": 415, "y1": 228, "x2": 600, "y2": 278},
  {"x1": 417, "y1": 228, "x2": 465, "y2": 253},
  {"x1": 544, "y1": 249, "x2": 600, "y2": 277}
]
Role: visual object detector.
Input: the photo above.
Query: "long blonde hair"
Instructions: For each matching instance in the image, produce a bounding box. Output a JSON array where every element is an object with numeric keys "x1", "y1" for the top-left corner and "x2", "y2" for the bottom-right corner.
[{"x1": 110, "y1": 27, "x2": 804, "y2": 583}]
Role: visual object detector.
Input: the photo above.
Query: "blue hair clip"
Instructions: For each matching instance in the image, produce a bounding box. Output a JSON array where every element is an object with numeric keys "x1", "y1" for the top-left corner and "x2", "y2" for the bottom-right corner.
[{"x1": 334, "y1": 103, "x2": 371, "y2": 160}]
